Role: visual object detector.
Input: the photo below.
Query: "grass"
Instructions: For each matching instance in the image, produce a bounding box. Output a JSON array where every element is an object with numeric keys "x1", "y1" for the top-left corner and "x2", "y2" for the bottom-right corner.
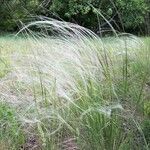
[
  {"x1": 0, "y1": 19, "x2": 150, "y2": 149},
  {"x1": 0, "y1": 102, "x2": 25, "y2": 149}
]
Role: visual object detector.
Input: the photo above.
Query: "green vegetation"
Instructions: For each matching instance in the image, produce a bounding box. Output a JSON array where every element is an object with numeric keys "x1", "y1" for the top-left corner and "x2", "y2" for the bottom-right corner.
[
  {"x1": 0, "y1": 20, "x2": 149, "y2": 149},
  {"x1": 0, "y1": 0, "x2": 150, "y2": 35},
  {"x1": 0, "y1": 102, "x2": 25, "y2": 149}
]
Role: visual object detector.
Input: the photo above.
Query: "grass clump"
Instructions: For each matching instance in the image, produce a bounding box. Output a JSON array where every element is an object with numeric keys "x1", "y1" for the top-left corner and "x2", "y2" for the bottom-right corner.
[
  {"x1": 0, "y1": 102, "x2": 25, "y2": 149},
  {"x1": 0, "y1": 18, "x2": 149, "y2": 149}
]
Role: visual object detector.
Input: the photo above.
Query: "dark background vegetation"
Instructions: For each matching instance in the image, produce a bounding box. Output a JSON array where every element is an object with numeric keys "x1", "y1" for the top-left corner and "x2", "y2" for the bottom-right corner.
[{"x1": 0, "y1": 0, "x2": 150, "y2": 36}]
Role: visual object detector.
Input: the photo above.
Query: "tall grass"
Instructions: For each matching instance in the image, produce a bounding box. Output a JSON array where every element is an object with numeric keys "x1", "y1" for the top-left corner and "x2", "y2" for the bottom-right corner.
[{"x1": 0, "y1": 18, "x2": 150, "y2": 149}]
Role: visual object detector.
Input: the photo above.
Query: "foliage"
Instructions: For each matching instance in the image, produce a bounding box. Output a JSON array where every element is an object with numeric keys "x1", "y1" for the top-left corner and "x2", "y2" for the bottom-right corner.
[
  {"x1": 116, "y1": 0, "x2": 149, "y2": 29},
  {"x1": 0, "y1": 0, "x2": 38, "y2": 31},
  {"x1": 0, "y1": 0, "x2": 149, "y2": 34}
]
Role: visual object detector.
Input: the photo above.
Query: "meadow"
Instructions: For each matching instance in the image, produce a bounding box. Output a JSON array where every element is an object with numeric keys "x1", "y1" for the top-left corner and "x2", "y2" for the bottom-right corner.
[{"x1": 0, "y1": 20, "x2": 150, "y2": 150}]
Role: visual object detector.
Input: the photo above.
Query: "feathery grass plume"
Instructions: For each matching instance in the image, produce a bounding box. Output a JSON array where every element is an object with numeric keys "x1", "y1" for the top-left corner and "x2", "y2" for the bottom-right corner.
[
  {"x1": 0, "y1": 18, "x2": 115, "y2": 143},
  {"x1": 1, "y1": 17, "x2": 148, "y2": 149},
  {"x1": 12, "y1": 18, "x2": 108, "y2": 113}
]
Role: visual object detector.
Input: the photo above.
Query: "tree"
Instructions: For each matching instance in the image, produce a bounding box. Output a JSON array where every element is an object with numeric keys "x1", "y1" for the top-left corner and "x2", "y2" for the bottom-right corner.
[
  {"x1": 49, "y1": 0, "x2": 114, "y2": 32},
  {"x1": 0, "y1": 0, "x2": 149, "y2": 35},
  {"x1": 0, "y1": 0, "x2": 39, "y2": 32},
  {"x1": 115, "y1": 0, "x2": 149, "y2": 34},
  {"x1": 49, "y1": 0, "x2": 149, "y2": 34}
]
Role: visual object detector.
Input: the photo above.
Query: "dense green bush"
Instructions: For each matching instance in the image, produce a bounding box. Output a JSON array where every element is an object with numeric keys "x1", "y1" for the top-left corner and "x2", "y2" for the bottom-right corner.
[{"x1": 0, "y1": 0, "x2": 150, "y2": 34}]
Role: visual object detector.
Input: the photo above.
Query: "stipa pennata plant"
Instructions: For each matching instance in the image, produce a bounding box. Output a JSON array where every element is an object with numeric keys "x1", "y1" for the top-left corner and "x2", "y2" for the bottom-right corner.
[
  {"x1": 0, "y1": 17, "x2": 149, "y2": 149},
  {"x1": 6, "y1": 18, "x2": 112, "y2": 118}
]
